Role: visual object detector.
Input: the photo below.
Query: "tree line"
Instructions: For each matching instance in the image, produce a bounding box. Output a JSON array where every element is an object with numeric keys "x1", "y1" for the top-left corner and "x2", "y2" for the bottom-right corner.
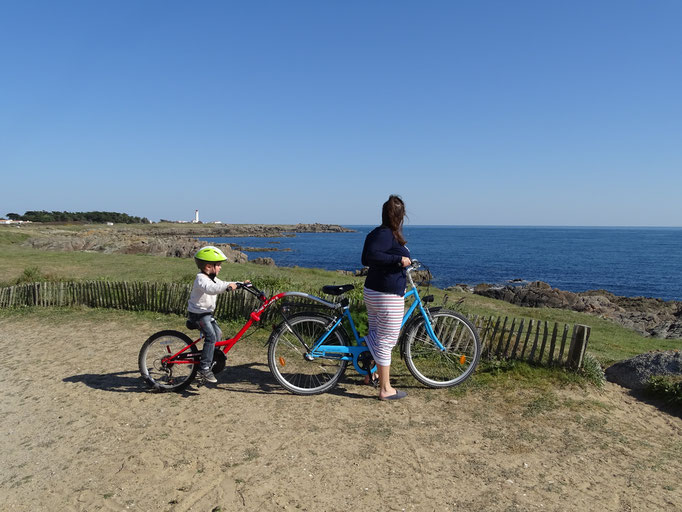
[{"x1": 6, "y1": 211, "x2": 150, "y2": 224}]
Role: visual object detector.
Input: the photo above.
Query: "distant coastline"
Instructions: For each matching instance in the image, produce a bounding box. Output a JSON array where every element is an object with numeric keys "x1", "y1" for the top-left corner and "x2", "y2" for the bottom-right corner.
[
  {"x1": 203, "y1": 225, "x2": 682, "y2": 302},
  {"x1": 9, "y1": 222, "x2": 682, "y2": 302}
]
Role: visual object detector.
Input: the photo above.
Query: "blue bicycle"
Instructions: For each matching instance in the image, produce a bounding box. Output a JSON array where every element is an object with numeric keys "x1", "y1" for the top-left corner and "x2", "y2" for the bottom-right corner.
[{"x1": 267, "y1": 261, "x2": 482, "y2": 395}]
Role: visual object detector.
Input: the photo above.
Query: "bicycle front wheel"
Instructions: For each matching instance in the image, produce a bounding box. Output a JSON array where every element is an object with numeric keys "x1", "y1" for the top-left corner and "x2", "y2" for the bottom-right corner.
[
  {"x1": 268, "y1": 314, "x2": 350, "y2": 395},
  {"x1": 139, "y1": 330, "x2": 199, "y2": 392},
  {"x1": 403, "y1": 310, "x2": 481, "y2": 388}
]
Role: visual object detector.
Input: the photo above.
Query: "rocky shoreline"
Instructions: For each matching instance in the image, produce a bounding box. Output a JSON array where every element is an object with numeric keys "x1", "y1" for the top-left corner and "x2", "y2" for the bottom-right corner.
[
  {"x1": 472, "y1": 281, "x2": 682, "y2": 340},
  {"x1": 20, "y1": 223, "x2": 353, "y2": 264}
]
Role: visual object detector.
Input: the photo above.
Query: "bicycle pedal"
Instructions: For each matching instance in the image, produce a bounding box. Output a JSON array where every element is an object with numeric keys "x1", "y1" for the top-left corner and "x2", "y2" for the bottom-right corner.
[{"x1": 363, "y1": 371, "x2": 379, "y2": 388}]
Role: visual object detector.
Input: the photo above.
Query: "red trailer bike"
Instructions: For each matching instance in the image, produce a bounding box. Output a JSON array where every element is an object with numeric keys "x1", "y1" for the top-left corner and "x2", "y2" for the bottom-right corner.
[{"x1": 138, "y1": 282, "x2": 333, "y2": 392}]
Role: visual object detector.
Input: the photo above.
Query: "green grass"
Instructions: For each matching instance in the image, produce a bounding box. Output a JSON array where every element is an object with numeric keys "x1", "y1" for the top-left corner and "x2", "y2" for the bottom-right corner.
[
  {"x1": 0, "y1": 229, "x2": 31, "y2": 245},
  {"x1": 0, "y1": 239, "x2": 365, "y2": 289},
  {"x1": 461, "y1": 359, "x2": 602, "y2": 393},
  {"x1": 1, "y1": 224, "x2": 679, "y2": 366},
  {"x1": 646, "y1": 374, "x2": 682, "y2": 406}
]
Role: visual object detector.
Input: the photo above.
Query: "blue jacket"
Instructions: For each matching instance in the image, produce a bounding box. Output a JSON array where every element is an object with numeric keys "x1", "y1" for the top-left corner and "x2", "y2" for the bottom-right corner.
[{"x1": 361, "y1": 226, "x2": 410, "y2": 296}]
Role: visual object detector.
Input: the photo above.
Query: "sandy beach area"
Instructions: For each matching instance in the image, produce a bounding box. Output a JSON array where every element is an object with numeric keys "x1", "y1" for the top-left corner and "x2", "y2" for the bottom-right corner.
[{"x1": 1, "y1": 309, "x2": 680, "y2": 511}]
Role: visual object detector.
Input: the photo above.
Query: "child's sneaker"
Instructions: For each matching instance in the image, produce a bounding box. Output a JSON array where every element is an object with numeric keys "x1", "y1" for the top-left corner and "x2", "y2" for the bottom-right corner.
[{"x1": 199, "y1": 369, "x2": 218, "y2": 383}]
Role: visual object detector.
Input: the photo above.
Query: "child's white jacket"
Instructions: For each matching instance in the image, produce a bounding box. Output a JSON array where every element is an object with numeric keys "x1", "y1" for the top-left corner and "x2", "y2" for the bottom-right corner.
[{"x1": 187, "y1": 273, "x2": 236, "y2": 314}]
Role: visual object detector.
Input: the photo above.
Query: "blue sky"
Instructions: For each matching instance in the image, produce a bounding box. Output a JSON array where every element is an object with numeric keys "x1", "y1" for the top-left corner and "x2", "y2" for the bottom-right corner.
[{"x1": 1, "y1": 1, "x2": 681, "y2": 226}]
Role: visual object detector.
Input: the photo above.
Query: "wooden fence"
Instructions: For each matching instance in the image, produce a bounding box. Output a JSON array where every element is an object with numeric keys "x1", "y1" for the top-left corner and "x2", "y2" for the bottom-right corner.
[
  {"x1": 0, "y1": 281, "x2": 590, "y2": 368},
  {"x1": 469, "y1": 314, "x2": 591, "y2": 369},
  {"x1": 0, "y1": 281, "x2": 329, "y2": 325}
]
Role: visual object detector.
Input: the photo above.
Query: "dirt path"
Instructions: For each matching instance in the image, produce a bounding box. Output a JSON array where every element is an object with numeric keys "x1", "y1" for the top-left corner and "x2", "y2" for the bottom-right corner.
[{"x1": 1, "y1": 309, "x2": 680, "y2": 511}]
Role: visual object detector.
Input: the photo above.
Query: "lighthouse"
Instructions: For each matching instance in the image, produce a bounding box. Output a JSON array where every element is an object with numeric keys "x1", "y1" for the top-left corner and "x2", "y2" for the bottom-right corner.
[{"x1": 194, "y1": 210, "x2": 199, "y2": 223}]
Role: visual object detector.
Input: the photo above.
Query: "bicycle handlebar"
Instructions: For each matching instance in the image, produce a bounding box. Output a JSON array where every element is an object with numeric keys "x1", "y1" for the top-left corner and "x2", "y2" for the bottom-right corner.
[
  {"x1": 236, "y1": 281, "x2": 267, "y2": 301},
  {"x1": 407, "y1": 259, "x2": 422, "y2": 272}
]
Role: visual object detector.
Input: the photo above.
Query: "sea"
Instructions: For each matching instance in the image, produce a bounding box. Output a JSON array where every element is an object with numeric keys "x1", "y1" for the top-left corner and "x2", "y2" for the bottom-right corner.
[{"x1": 202, "y1": 226, "x2": 682, "y2": 302}]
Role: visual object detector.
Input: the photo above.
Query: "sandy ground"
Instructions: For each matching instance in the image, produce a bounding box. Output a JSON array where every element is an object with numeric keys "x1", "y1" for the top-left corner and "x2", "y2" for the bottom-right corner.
[{"x1": 1, "y1": 309, "x2": 681, "y2": 512}]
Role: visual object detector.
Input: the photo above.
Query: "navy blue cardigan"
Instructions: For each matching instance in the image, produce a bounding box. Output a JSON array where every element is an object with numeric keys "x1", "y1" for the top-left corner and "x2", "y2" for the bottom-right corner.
[{"x1": 361, "y1": 226, "x2": 410, "y2": 296}]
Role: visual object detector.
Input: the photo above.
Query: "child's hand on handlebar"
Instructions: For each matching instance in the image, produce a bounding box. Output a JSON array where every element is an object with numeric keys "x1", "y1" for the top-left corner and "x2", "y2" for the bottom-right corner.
[{"x1": 401, "y1": 257, "x2": 412, "y2": 268}]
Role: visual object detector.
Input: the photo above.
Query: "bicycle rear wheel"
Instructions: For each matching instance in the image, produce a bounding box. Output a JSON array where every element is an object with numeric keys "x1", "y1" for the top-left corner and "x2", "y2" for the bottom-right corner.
[
  {"x1": 139, "y1": 330, "x2": 199, "y2": 392},
  {"x1": 403, "y1": 310, "x2": 481, "y2": 388},
  {"x1": 268, "y1": 314, "x2": 349, "y2": 395}
]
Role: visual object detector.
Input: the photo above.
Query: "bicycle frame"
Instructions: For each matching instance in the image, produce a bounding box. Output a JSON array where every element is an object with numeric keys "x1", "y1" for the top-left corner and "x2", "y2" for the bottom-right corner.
[
  {"x1": 302, "y1": 266, "x2": 443, "y2": 375},
  {"x1": 160, "y1": 288, "x2": 341, "y2": 366}
]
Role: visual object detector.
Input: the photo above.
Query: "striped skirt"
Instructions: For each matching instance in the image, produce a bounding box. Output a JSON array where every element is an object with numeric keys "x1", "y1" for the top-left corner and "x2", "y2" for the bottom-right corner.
[{"x1": 363, "y1": 287, "x2": 404, "y2": 366}]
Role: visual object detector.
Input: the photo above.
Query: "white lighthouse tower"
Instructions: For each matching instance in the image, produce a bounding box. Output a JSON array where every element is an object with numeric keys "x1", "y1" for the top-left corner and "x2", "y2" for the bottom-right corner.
[{"x1": 194, "y1": 210, "x2": 199, "y2": 223}]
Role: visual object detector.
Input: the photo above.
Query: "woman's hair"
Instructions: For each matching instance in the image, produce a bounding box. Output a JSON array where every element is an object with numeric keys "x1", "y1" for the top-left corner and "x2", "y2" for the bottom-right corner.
[{"x1": 381, "y1": 195, "x2": 407, "y2": 246}]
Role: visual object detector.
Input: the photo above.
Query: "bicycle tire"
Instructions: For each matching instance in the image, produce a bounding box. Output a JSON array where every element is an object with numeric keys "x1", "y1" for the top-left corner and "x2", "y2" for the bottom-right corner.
[
  {"x1": 403, "y1": 309, "x2": 481, "y2": 388},
  {"x1": 268, "y1": 313, "x2": 350, "y2": 395},
  {"x1": 139, "y1": 330, "x2": 199, "y2": 392}
]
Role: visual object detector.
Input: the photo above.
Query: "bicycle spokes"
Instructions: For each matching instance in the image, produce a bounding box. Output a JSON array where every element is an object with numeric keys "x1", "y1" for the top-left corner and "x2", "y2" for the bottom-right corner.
[
  {"x1": 404, "y1": 310, "x2": 481, "y2": 387},
  {"x1": 268, "y1": 314, "x2": 349, "y2": 395}
]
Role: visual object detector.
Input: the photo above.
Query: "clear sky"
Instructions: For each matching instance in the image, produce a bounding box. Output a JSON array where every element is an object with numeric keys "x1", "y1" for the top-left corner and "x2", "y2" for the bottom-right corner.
[{"x1": 1, "y1": 1, "x2": 681, "y2": 226}]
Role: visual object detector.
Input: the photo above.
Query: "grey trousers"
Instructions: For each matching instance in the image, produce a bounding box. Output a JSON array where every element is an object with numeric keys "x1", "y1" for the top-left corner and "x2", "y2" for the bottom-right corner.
[{"x1": 189, "y1": 313, "x2": 223, "y2": 372}]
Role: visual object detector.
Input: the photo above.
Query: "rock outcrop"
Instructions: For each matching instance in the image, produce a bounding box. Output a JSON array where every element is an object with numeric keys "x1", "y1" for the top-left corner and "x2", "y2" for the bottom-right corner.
[
  {"x1": 251, "y1": 257, "x2": 276, "y2": 266},
  {"x1": 20, "y1": 223, "x2": 353, "y2": 264},
  {"x1": 24, "y1": 232, "x2": 247, "y2": 262},
  {"x1": 605, "y1": 350, "x2": 682, "y2": 390},
  {"x1": 474, "y1": 281, "x2": 682, "y2": 339}
]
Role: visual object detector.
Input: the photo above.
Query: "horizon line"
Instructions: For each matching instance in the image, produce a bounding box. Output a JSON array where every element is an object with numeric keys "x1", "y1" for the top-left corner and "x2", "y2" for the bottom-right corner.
[{"x1": 342, "y1": 223, "x2": 682, "y2": 229}]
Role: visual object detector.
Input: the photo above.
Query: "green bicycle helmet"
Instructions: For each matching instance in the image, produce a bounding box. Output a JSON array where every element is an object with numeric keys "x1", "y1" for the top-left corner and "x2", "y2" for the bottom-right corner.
[{"x1": 194, "y1": 246, "x2": 228, "y2": 268}]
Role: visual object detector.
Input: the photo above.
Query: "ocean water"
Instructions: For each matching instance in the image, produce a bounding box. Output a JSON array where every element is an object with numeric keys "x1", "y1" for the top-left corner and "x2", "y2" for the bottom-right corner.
[{"x1": 203, "y1": 226, "x2": 682, "y2": 301}]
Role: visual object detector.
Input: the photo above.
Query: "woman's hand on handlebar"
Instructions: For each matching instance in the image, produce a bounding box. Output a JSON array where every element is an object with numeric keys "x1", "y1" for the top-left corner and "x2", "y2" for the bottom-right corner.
[
  {"x1": 406, "y1": 259, "x2": 422, "y2": 271},
  {"x1": 400, "y1": 257, "x2": 412, "y2": 268}
]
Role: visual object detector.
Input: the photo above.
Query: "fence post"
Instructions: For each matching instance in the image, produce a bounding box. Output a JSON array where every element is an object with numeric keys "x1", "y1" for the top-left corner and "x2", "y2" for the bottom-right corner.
[
  {"x1": 479, "y1": 316, "x2": 494, "y2": 352},
  {"x1": 547, "y1": 322, "x2": 559, "y2": 365},
  {"x1": 493, "y1": 317, "x2": 508, "y2": 357},
  {"x1": 510, "y1": 319, "x2": 525, "y2": 359},
  {"x1": 520, "y1": 319, "x2": 533, "y2": 359},
  {"x1": 558, "y1": 323, "x2": 569, "y2": 364},
  {"x1": 486, "y1": 316, "x2": 501, "y2": 358},
  {"x1": 538, "y1": 321, "x2": 550, "y2": 363},
  {"x1": 567, "y1": 324, "x2": 590, "y2": 369}
]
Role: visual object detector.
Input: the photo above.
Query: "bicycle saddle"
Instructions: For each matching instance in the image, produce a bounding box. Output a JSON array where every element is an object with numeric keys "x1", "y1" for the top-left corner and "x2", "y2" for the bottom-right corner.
[
  {"x1": 185, "y1": 319, "x2": 200, "y2": 330},
  {"x1": 321, "y1": 284, "x2": 355, "y2": 296}
]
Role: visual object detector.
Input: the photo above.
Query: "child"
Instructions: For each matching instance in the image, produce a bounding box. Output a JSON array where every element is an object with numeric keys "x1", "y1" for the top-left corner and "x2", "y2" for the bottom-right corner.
[{"x1": 187, "y1": 246, "x2": 242, "y2": 383}]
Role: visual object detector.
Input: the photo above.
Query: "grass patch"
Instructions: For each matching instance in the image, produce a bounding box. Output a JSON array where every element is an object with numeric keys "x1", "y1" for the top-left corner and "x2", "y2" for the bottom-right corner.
[
  {"x1": 0, "y1": 228, "x2": 30, "y2": 245},
  {"x1": 243, "y1": 446, "x2": 261, "y2": 462},
  {"x1": 523, "y1": 391, "x2": 560, "y2": 417},
  {"x1": 0, "y1": 242, "x2": 366, "y2": 292},
  {"x1": 645, "y1": 375, "x2": 682, "y2": 406},
  {"x1": 473, "y1": 359, "x2": 594, "y2": 390}
]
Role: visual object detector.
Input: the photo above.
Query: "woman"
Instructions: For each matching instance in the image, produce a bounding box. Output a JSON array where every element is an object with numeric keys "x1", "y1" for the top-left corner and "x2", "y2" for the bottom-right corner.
[{"x1": 361, "y1": 195, "x2": 411, "y2": 400}]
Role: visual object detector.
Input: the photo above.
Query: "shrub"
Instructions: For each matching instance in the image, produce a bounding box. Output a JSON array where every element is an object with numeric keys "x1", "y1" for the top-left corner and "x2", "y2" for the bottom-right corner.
[
  {"x1": 581, "y1": 352, "x2": 606, "y2": 388},
  {"x1": 646, "y1": 375, "x2": 682, "y2": 405},
  {"x1": 16, "y1": 266, "x2": 47, "y2": 284}
]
